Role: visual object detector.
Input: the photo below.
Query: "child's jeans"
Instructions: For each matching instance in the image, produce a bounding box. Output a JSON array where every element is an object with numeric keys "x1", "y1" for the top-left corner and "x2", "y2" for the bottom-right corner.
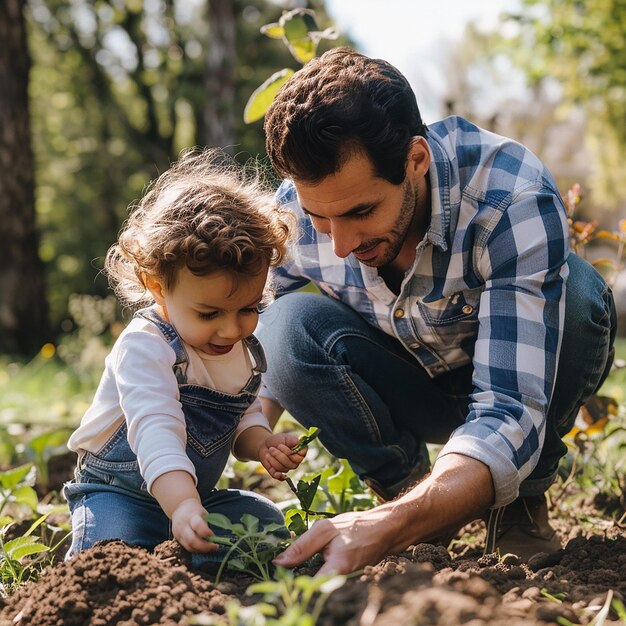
[
  {"x1": 64, "y1": 478, "x2": 288, "y2": 571},
  {"x1": 64, "y1": 306, "x2": 288, "y2": 568}
]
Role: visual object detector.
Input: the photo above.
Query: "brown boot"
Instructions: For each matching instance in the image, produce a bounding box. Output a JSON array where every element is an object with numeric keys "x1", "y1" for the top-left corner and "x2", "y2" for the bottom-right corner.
[{"x1": 483, "y1": 494, "x2": 562, "y2": 561}]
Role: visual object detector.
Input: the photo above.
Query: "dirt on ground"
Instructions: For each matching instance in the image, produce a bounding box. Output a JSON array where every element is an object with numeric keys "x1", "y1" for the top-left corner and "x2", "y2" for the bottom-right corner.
[{"x1": 0, "y1": 501, "x2": 623, "y2": 626}]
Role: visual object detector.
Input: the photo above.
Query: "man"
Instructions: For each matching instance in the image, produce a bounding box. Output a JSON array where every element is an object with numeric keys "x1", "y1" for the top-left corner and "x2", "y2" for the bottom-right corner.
[{"x1": 256, "y1": 47, "x2": 616, "y2": 575}]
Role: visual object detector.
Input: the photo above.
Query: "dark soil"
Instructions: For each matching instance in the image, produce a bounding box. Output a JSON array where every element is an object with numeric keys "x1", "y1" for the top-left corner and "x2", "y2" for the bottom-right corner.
[{"x1": 0, "y1": 507, "x2": 624, "y2": 625}]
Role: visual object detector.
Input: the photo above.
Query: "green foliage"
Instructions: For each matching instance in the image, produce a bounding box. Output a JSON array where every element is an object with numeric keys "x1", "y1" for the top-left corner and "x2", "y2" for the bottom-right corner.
[
  {"x1": 204, "y1": 512, "x2": 290, "y2": 583},
  {"x1": 0, "y1": 354, "x2": 95, "y2": 429},
  {"x1": 290, "y1": 427, "x2": 321, "y2": 453},
  {"x1": 190, "y1": 566, "x2": 346, "y2": 626},
  {"x1": 260, "y1": 8, "x2": 338, "y2": 65},
  {"x1": 244, "y1": 8, "x2": 338, "y2": 124},
  {"x1": 244, "y1": 69, "x2": 295, "y2": 123},
  {"x1": 499, "y1": 0, "x2": 626, "y2": 205},
  {"x1": 0, "y1": 464, "x2": 70, "y2": 595},
  {"x1": 284, "y1": 459, "x2": 377, "y2": 535},
  {"x1": 0, "y1": 294, "x2": 116, "y2": 428}
]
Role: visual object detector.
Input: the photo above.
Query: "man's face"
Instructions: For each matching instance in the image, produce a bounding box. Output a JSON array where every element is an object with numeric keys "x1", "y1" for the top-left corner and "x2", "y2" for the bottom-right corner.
[{"x1": 293, "y1": 146, "x2": 428, "y2": 269}]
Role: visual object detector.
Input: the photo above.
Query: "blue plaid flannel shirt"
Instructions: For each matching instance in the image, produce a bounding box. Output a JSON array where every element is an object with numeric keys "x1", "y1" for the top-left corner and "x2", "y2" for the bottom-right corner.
[{"x1": 268, "y1": 116, "x2": 570, "y2": 506}]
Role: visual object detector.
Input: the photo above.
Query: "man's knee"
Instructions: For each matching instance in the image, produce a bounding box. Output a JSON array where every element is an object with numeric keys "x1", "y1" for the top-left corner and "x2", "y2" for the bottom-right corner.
[
  {"x1": 258, "y1": 292, "x2": 361, "y2": 363},
  {"x1": 552, "y1": 255, "x2": 616, "y2": 429}
]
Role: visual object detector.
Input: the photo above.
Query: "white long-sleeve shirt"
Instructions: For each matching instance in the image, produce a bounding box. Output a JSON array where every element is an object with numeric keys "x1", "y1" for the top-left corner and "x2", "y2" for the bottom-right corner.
[{"x1": 68, "y1": 316, "x2": 271, "y2": 492}]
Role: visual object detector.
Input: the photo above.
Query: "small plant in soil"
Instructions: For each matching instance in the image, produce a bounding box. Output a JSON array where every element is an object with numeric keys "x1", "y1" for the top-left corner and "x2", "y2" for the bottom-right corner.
[
  {"x1": 204, "y1": 512, "x2": 290, "y2": 583},
  {"x1": 246, "y1": 566, "x2": 346, "y2": 626},
  {"x1": 191, "y1": 566, "x2": 346, "y2": 626}
]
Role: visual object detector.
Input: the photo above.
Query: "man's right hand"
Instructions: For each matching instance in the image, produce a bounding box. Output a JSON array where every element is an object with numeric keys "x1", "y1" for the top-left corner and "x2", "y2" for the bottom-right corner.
[
  {"x1": 273, "y1": 505, "x2": 405, "y2": 575},
  {"x1": 272, "y1": 453, "x2": 495, "y2": 575}
]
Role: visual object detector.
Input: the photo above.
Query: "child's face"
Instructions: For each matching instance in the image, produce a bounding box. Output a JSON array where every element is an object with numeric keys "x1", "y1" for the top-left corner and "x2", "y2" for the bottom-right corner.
[{"x1": 147, "y1": 267, "x2": 267, "y2": 355}]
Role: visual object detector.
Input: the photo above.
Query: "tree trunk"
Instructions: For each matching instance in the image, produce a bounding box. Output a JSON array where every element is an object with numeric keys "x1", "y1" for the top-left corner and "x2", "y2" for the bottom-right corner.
[
  {"x1": 0, "y1": 0, "x2": 50, "y2": 356},
  {"x1": 200, "y1": 0, "x2": 236, "y2": 151}
]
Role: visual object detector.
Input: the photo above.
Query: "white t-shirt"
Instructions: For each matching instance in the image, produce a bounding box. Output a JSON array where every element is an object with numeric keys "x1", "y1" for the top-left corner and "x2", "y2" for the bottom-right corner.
[{"x1": 67, "y1": 316, "x2": 271, "y2": 493}]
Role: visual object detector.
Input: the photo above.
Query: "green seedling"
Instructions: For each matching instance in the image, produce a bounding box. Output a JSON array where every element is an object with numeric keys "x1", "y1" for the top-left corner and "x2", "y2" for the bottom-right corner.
[
  {"x1": 284, "y1": 473, "x2": 332, "y2": 536},
  {"x1": 191, "y1": 568, "x2": 346, "y2": 625},
  {"x1": 290, "y1": 427, "x2": 321, "y2": 453},
  {"x1": 247, "y1": 566, "x2": 346, "y2": 626},
  {"x1": 204, "y1": 512, "x2": 290, "y2": 584}
]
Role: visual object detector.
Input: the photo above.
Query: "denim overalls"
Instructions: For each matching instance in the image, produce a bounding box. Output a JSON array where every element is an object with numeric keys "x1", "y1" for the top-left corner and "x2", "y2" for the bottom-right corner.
[{"x1": 64, "y1": 306, "x2": 287, "y2": 563}]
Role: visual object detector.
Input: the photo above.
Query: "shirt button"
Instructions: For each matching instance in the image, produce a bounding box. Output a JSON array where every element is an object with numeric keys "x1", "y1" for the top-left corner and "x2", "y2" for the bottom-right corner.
[
  {"x1": 462, "y1": 305, "x2": 473, "y2": 314},
  {"x1": 394, "y1": 308, "x2": 405, "y2": 318},
  {"x1": 409, "y1": 342, "x2": 419, "y2": 349}
]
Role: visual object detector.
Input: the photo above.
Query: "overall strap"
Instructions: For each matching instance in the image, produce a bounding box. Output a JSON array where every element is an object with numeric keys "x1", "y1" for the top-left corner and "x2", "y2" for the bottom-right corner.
[
  {"x1": 134, "y1": 306, "x2": 189, "y2": 383},
  {"x1": 244, "y1": 334, "x2": 267, "y2": 374}
]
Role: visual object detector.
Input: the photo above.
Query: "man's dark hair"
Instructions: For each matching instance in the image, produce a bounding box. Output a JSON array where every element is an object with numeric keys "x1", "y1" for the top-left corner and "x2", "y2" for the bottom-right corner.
[{"x1": 264, "y1": 47, "x2": 426, "y2": 185}]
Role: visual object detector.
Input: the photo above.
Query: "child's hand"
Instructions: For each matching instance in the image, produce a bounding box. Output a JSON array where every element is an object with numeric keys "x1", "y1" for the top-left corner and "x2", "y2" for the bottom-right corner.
[
  {"x1": 171, "y1": 498, "x2": 218, "y2": 553},
  {"x1": 259, "y1": 433, "x2": 307, "y2": 480}
]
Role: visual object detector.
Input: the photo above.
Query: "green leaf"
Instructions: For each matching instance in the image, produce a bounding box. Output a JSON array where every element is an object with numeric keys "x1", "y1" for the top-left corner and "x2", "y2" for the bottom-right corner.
[
  {"x1": 0, "y1": 464, "x2": 35, "y2": 490},
  {"x1": 243, "y1": 68, "x2": 294, "y2": 124},
  {"x1": 4, "y1": 536, "x2": 49, "y2": 561},
  {"x1": 281, "y1": 9, "x2": 319, "y2": 41},
  {"x1": 209, "y1": 536, "x2": 234, "y2": 546},
  {"x1": 204, "y1": 512, "x2": 233, "y2": 530},
  {"x1": 26, "y1": 428, "x2": 73, "y2": 457},
  {"x1": 286, "y1": 510, "x2": 307, "y2": 535},
  {"x1": 228, "y1": 558, "x2": 245, "y2": 571},
  {"x1": 286, "y1": 38, "x2": 317, "y2": 64},
  {"x1": 241, "y1": 513, "x2": 259, "y2": 534},
  {"x1": 11, "y1": 485, "x2": 39, "y2": 511},
  {"x1": 327, "y1": 459, "x2": 355, "y2": 494},
  {"x1": 262, "y1": 522, "x2": 286, "y2": 534},
  {"x1": 296, "y1": 474, "x2": 321, "y2": 511},
  {"x1": 247, "y1": 581, "x2": 279, "y2": 594},
  {"x1": 260, "y1": 23, "x2": 284, "y2": 39},
  {"x1": 291, "y1": 427, "x2": 321, "y2": 452}
]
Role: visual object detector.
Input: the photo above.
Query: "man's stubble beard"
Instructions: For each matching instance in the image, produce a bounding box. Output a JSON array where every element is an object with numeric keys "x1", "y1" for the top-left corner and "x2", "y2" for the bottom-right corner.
[{"x1": 358, "y1": 180, "x2": 418, "y2": 268}]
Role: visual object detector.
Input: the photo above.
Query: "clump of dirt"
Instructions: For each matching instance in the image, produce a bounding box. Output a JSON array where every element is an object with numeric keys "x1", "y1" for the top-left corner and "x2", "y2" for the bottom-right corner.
[
  {"x1": 0, "y1": 526, "x2": 624, "y2": 625},
  {"x1": 0, "y1": 540, "x2": 236, "y2": 626}
]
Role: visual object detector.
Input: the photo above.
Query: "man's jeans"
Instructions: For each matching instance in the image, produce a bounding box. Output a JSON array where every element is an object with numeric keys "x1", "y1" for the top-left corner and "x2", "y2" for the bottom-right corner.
[{"x1": 258, "y1": 255, "x2": 616, "y2": 497}]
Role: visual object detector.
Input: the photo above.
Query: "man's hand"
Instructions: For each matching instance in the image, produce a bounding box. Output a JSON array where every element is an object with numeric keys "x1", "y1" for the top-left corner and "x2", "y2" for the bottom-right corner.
[
  {"x1": 273, "y1": 453, "x2": 495, "y2": 575},
  {"x1": 259, "y1": 433, "x2": 307, "y2": 480},
  {"x1": 273, "y1": 506, "x2": 400, "y2": 575},
  {"x1": 171, "y1": 497, "x2": 218, "y2": 553}
]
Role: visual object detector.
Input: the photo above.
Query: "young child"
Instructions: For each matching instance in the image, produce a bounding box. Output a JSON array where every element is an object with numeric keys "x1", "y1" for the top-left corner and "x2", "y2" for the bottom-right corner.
[{"x1": 64, "y1": 148, "x2": 305, "y2": 565}]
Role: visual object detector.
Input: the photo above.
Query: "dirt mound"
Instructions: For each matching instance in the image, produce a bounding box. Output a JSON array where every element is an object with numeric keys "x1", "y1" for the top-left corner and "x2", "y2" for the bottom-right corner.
[
  {"x1": 0, "y1": 541, "x2": 234, "y2": 626},
  {"x1": 320, "y1": 533, "x2": 625, "y2": 625},
  {"x1": 0, "y1": 530, "x2": 623, "y2": 625}
]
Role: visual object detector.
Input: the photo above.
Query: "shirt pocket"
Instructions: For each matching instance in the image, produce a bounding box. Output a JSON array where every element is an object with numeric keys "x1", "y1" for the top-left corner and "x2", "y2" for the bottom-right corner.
[{"x1": 416, "y1": 288, "x2": 482, "y2": 347}]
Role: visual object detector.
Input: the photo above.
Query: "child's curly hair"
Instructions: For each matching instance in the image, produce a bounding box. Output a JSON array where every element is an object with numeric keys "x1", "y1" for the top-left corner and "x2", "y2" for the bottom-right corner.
[{"x1": 105, "y1": 148, "x2": 292, "y2": 307}]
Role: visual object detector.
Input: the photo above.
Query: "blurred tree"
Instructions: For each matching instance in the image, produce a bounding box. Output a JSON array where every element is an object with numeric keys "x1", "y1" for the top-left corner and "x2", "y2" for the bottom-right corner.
[
  {"x1": 441, "y1": 23, "x2": 592, "y2": 197},
  {"x1": 501, "y1": 0, "x2": 626, "y2": 206},
  {"x1": 0, "y1": 0, "x2": 50, "y2": 355},
  {"x1": 201, "y1": 0, "x2": 236, "y2": 149}
]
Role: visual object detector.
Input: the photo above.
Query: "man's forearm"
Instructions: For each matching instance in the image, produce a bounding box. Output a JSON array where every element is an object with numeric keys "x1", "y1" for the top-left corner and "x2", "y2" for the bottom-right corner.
[{"x1": 378, "y1": 453, "x2": 495, "y2": 555}]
